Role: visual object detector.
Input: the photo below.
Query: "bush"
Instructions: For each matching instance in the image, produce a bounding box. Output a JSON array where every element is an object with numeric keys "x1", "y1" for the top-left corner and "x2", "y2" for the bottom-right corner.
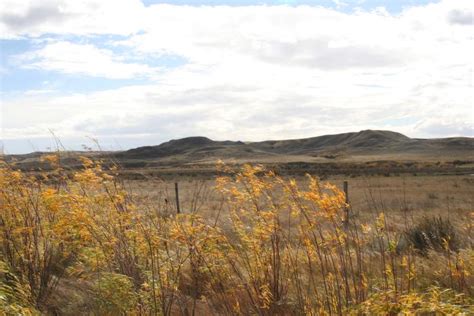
[
  {"x1": 91, "y1": 273, "x2": 138, "y2": 314},
  {"x1": 405, "y1": 216, "x2": 460, "y2": 255}
]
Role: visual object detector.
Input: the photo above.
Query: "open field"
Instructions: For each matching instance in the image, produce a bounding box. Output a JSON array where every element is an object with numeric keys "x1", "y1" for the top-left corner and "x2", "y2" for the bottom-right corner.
[
  {"x1": 127, "y1": 173, "x2": 474, "y2": 242},
  {"x1": 1, "y1": 155, "x2": 473, "y2": 315},
  {"x1": 128, "y1": 174, "x2": 474, "y2": 218},
  {"x1": 2, "y1": 131, "x2": 474, "y2": 315}
]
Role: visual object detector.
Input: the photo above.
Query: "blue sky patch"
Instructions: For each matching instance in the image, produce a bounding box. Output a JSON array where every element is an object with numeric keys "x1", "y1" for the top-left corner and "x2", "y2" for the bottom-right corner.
[{"x1": 142, "y1": 0, "x2": 441, "y2": 14}]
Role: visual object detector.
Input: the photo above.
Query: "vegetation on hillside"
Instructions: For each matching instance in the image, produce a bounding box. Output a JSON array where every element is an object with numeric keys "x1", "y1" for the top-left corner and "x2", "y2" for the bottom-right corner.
[{"x1": 0, "y1": 156, "x2": 472, "y2": 315}]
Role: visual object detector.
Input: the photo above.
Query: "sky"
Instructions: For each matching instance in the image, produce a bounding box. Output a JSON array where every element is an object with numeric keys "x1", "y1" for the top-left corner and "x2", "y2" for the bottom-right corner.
[{"x1": 0, "y1": 0, "x2": 473, "y2": 154}]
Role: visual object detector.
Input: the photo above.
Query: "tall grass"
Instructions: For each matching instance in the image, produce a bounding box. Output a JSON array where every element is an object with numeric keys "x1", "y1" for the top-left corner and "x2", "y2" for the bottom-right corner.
[{"x1": 0, "y1": 156, "x2": 472, "y2": 314}]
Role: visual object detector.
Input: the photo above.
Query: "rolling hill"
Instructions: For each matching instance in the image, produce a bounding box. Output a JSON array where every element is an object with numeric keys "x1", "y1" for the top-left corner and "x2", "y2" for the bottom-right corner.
[
  {"x1": 4, "y1": 130, "x2": 473, "y2": 175},
  {"x1": 114, "y1": 130, "x2": 474, "y2": 164}
]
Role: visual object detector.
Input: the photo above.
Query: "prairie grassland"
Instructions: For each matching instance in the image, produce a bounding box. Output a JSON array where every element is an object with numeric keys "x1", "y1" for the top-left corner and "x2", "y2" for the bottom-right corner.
[
  {"x1": 1, "y1": 156, "x2": 473, "y2": 315},
  {"x1": 128, "y1": 174, "x2": 473, "y2": 227}
]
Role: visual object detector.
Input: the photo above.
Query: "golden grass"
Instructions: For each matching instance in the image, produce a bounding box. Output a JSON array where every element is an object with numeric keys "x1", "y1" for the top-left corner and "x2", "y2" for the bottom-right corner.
[{"x1": 0, "y1": 155, "x2": 473, "y2": 315}]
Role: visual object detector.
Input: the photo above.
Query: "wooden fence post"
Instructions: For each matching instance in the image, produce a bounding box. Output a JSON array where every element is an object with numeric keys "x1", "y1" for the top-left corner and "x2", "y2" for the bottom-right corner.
[
  {"x1": 343, "y1": 180, "x2": 349, "y2": 204},
  {"x1": 343, "y1": 180, "x2": 349, "y2": 227},
  {"x1": 175, "y1": 182, "x2": 181, "y2": 214}
]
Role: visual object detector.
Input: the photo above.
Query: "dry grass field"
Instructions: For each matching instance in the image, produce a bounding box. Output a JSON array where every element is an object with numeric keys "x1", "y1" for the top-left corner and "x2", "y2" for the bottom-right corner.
[
  {"x1": 128, "y1": 174, "x2": 474, "y2": 216},
  {"x1": 128, "y1": 173, "x2": 474, "y2": 248},
  {"x1": 1, "y1": 155, "x2": 473, "y2": 315}
]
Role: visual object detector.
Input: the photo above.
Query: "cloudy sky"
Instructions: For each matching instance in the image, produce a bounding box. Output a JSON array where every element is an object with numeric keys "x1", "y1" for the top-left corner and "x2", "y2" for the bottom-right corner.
[{"x1": 0, "y1": 0, "x2": 472, "y2": 153}]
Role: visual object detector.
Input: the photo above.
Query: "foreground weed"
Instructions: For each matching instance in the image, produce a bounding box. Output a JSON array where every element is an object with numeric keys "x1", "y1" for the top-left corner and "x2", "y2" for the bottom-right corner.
[{"x1": 0, "y1": 158, "x2": 472, "y2": 315}]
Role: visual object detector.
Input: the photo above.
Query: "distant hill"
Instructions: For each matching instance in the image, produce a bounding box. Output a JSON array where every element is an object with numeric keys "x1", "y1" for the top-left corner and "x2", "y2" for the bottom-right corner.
[
  {"x1": 247, "y1": 130, "x2": 411, "y2": 155},
  {"x1": 117, "y1": 137, "x2": 245, "y2": 159},
  {"x1": 3, "y1": 130, "x2": 472, "y2": 169},
  {"x1": 115, "y1": 130, "x2": 473, "y2": 163}
]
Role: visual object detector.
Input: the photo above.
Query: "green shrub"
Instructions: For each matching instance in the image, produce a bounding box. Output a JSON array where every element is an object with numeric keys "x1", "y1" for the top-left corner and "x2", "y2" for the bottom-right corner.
[{"x1": 91, "y1": 273, "x2": 138, "y2": 314}]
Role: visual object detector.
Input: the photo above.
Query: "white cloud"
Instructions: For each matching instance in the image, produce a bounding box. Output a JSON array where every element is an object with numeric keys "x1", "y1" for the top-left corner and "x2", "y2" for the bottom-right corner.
[
  {"x1": 447, "y1": 8, "x2": 473, "y2": 25},
  {"x1": 415, "y1": 117, "x2": 473, "y2": 137},
  {"x1": 15, "y1": 41, "x2": 158, "y2": 79},
  {"x1": 1, "y1": 0, "x2": 473, "y2": 152},
  {"x1": 0, "y1": 0, "x2": 146, "y2": 38}
]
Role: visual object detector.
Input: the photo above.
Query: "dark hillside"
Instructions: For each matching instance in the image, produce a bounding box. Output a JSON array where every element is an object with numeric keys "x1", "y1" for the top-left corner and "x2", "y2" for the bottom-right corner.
[{"x1": 116, "y1": 130, "x2": 472, "y2": 162}]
